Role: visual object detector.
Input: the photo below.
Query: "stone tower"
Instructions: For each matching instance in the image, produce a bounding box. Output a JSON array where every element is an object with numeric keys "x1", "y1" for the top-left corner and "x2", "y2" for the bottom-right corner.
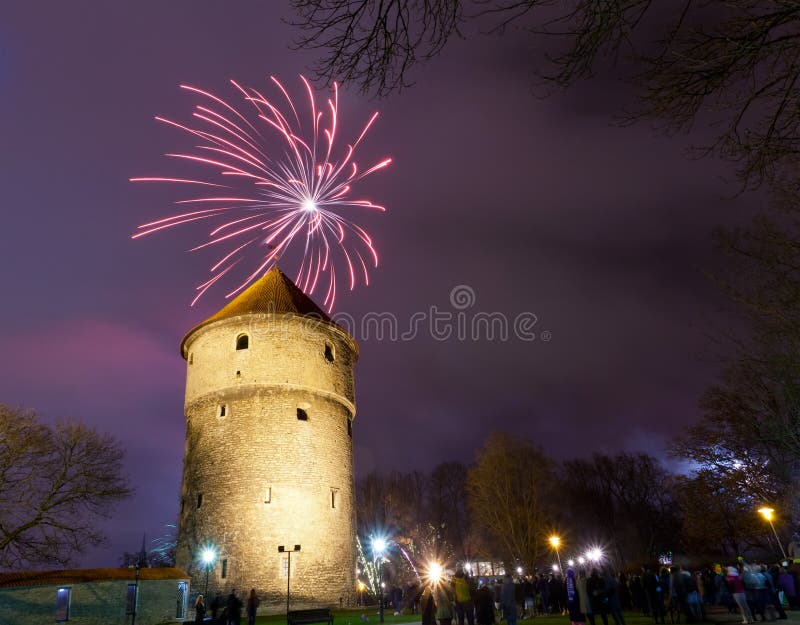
[{"x1": 175, "y1": 267, "x2": 358, "y2": 610}]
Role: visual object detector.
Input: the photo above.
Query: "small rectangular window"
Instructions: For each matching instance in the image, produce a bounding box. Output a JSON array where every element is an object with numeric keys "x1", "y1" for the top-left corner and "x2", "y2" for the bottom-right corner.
[
  {"x1": 126, "y1": 584, "x2": 138, "y2": 615},
  {"x1": 347, "y1": 418, "x2": 352, "y2": 438},
  {"x1": 279, "y1": 556, "x2": 294, "y2": 578},
  {"x1": 197, "y1": 493, "x2": 203, "y2": 509},
  {"x1": 219, "y1": 405, "x2": 227, "y2": 417},
  {"x1": 265, "y1": 486, "x2": 272, "y2": 504},
  {"x1": 221, "y1": 558, "x2": 228, "y2": 579},
  {"x1": 331, "y1": 488, "x2": 339, "y2": 509},
  {"x1": 55, "y1": 587, "x2": 71, "y2": 622},
  {"x1": 297, "y1": 408, "x2": 308, "y2": 421}
]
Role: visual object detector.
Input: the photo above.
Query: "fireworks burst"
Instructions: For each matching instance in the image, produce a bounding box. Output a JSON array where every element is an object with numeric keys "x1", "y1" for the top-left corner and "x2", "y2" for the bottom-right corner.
[{"x1": 131, "y1": 75, "x2": 391, "y2": 310}]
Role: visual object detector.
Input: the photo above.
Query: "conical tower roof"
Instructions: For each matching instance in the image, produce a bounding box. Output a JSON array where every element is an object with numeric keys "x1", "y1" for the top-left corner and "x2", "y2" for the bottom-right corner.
[{"x1": 180, "y1": 267, "x2": 335, "y2": 358}]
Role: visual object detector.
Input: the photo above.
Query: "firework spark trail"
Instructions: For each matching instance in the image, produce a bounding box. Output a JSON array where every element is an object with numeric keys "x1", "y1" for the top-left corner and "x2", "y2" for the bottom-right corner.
[{"x1": 132, "y1": 76, "x2": 391, "y2": 310}]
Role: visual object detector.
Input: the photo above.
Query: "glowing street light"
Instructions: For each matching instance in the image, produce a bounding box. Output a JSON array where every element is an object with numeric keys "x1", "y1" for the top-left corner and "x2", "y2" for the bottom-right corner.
[
  {"x1": 758, "y1": 507, "x2": 788, "y2": 559},
  {"x1": 567, "y1": 559, "x2": 575, "y2": 567},
  {"x1": 552, "y1": 564, "x2": 559, "y2": 572},
  {"x1": 200, "y1": 548, "x2": 216, "y2": 597},
  {"x1": 577, "y1": 557, "x2": 585, "y2": 565},
  {"x1": 548, "y1": 535, "x2": 563, "y2": 572},
  {"x1": 587, "y1": 548, "x2": 603, "y2": 563},
  {"x1": 358, "y1": 581, "x2": 366, "y2": 606},
  {"x1": 427, "y1": 561, "x2": 444, "y2": 585}
]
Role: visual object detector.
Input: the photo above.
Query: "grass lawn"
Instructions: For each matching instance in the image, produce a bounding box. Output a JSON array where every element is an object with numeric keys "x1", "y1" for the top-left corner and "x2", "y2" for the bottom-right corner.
[{"x1": 247, "y1": 610, "x2": 666, "y2": 625}]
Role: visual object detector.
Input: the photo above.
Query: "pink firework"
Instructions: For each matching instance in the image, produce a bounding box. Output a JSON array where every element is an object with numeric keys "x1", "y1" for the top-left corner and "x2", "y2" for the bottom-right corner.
[{"x1": 132, "y1": 75, "x2": 391, "y2": 310}]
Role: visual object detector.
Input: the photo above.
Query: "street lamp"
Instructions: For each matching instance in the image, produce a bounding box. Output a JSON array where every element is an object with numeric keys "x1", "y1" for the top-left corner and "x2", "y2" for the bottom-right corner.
[
  {"x1": 758, "y1": 507, "x2": 788, "y2": 559},
  {"x1": 278, "y1": 545, "x2": 301, "y2": 617},
  {"x1": 549, "y1": 536, "x2": 563, "y2": 573},
  {"x1": 587, "y1": 548, "x2": 603, "y2": 563},
  {"x1": 201, "y1": 548, "x2": 216, "y2": 598},
  {"x1": 358, "y1": 581, "x2": 366, "y2": 606},
  {"x1": 427, "y1": 561, "x2": 444, "y2": 585},
  {"x1": 372, "y1": 537, "x2": 388, "y2": 624}
]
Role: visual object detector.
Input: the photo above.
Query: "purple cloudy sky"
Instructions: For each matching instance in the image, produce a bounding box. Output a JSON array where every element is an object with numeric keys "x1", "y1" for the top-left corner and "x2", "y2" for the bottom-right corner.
[{"x1": 1, "y1": 2, "x2": 763, "y2": 566}]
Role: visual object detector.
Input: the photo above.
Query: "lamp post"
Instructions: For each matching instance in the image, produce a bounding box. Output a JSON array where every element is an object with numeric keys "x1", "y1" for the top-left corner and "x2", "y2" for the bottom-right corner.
[
  {"x1": 758, "y1": 507, "x2": 788, "y2": 559},
  {"x1": 201, "y1": 548, "x2": 216, "y2": 598},
  {"x1": 130, "y1": 563, "x2": 140, "y2": 625},
  {"x1": 549, "y1": 535, "x2": 563, "y2": 573},
  {"x1": 279, "y1": 544, "x2": 301, "y2": 617},
  {"x1": 372, "y1": 537, "x2": 387, "y2": 624},
  {"x1": 358, "y1": 581, "x2": 366, "y2": 606}
]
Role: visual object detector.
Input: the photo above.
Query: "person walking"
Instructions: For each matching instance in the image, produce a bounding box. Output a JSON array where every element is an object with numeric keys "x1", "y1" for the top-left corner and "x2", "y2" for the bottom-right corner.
[
  {"x1": 194, "y1": 594, "x2": 206, "y2": 623},
  {"x1": 727, "y1": 566, "x2": 754, "y2": 624},
  {"x1": 246, "y1": 589, "x2": 259, "y2": 625}
]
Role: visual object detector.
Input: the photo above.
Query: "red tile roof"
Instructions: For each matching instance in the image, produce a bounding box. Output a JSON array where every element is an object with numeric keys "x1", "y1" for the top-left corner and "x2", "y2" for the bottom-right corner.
[
  {"x1": 0, "y1": 567, "x2": 188, "y2": 588},
  {"x1": 180, "y1": 266, "x2": 349, "y2": 358}
]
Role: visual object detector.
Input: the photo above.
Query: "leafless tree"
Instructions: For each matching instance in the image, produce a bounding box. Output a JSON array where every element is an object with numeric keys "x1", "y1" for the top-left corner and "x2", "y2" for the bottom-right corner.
[
  {"x1": 0, "y1": 405, "x2": 132, "y2": 570},
  {"x1": 466, "y1": 431, "x2": 554, "y2": 571},
  {"x1": 290, "y1": 0, "x2": 800, "y2": 189}
]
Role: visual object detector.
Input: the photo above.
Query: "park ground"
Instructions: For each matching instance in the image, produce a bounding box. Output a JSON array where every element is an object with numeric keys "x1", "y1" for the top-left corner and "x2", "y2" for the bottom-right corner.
[{"x1": 217, "y1": 607, "x2": 800, "y2": 625}]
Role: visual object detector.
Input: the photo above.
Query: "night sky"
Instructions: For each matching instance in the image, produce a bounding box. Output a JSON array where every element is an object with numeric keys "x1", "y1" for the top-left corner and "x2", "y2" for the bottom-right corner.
[{"x1": 1, "y1": 2, "x2": 764, "y2": 566}]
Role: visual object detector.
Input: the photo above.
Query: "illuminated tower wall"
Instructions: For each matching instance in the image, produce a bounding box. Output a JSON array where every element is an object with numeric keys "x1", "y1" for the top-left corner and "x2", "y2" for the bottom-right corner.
[{"x1": 175, "y1": 267, "x2": 358, "y2": 610}]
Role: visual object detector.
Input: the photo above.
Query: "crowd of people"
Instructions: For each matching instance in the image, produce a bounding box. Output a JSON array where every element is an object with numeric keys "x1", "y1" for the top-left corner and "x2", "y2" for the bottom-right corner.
[
  {"x1": 192, "y1": 588, "x2": 260, "y2": 624},
  {"x1": 384, "y1": 561, "x2": 800, "y2": 625}
]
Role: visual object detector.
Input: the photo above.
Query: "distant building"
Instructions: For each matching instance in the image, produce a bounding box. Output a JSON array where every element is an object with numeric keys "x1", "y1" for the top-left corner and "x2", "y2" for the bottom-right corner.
[
  {"x1": 0, "y1": 567, "x2": 189, "y2": 625},
  {"x1": 175, "y1": 267, "x2": 358, "y2": 611}
]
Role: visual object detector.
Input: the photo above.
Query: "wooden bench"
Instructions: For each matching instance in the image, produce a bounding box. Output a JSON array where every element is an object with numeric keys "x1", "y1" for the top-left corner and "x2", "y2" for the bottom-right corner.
[{"x1": 287, "y1": 608, "x2": 334, "y2": 625}]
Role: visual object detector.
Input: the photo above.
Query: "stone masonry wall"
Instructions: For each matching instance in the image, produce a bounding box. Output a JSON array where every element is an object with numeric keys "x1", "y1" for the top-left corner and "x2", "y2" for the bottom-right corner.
[
  {"x1": 0, "y1": 579, "x2": 188, "y2": 625},
  {"x1": 176, "y1": 314, "x2": 357, "y2": 612}
]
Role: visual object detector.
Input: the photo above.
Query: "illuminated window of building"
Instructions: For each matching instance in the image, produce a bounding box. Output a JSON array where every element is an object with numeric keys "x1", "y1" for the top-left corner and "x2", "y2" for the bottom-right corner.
[
  {"x1": 265, "y1": 486, "x2": 272, "y2": 504},
  {"x1": 331, "y1": 488, "x2": 339, "y2": 509},
  {"x1": 55, "y1": 587, "x2": 71, "y2": 622},
  {"x1": 126, "y1": 584, "x2": 138, "y2": 615},
  {"x1": 324, "y1": 343, "x2": 335, "y2": 362},
  {"x1": 176, "y1": 582, "x2": 188, "y2": 619},
  {"x1": 219, "y1": 405, "x2": 227, "y2": 418},
  {"x1": 197, "y1": 493, "x2": 203, "y2": 509},
  {"x1": 221, "y1": 559, "x2": 228, "y2": 579},
  {"x1": 297, "y1": 408, "x2": 308, "y2": 421},
  {"x1": 236, "y1": 334, "x2": 249, "y2": 350}
]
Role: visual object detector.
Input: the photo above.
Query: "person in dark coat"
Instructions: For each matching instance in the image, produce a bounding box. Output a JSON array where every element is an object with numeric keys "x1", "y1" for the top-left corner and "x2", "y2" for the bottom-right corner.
[
  {"x1": 227, "y1": 589, "x2": 243, "y2": 625},
  {"x1": 587, "y1": 569, "x2": 609, "y2": 625},
  {"x1": 421, "y1": 586, "x2": 438, "y2": 625},
  {"x1": 475, "y1": 584, "x2": 496, "y2": 625},
  {"x1": 501, "y1": 575, "x2": 518, "y2": 625},
  {"x1": 246, "y1": 589, "x2": 259, "y2": 625}
]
